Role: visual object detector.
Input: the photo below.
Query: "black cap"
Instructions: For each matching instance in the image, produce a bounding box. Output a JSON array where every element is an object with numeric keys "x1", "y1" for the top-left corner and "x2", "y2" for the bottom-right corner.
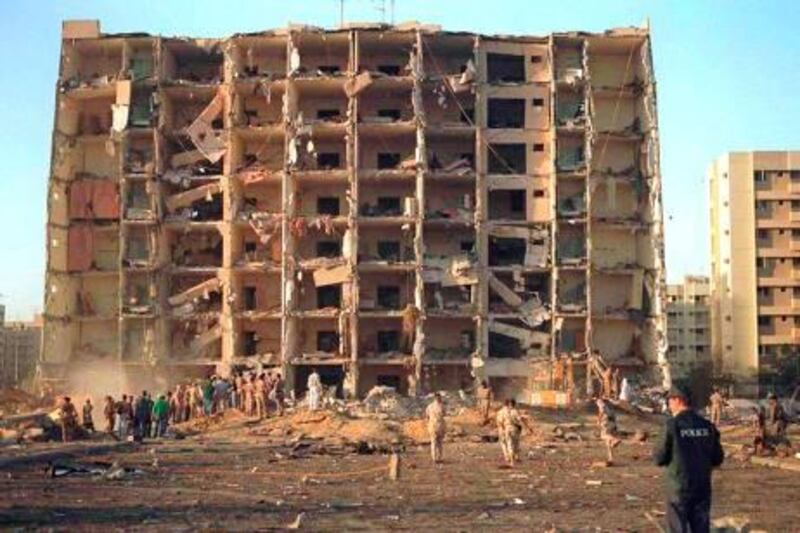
[{"x1": 666, "y1": 384, "x2": 692, "y2": 404}]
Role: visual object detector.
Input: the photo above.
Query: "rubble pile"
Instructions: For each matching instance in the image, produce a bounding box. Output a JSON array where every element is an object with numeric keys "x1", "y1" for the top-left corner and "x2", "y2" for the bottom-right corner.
[{"x1": 0, "y1": 388, "x2": 48, "y2": 417}]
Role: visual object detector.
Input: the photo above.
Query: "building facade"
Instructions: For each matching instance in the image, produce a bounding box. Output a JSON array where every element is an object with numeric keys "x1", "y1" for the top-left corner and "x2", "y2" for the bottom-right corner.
[
  {"x1": 666, "y1": 276, "x2": 711, "y2": 379},
  {"x1": 0, "y1": 318, "x2": 42, "y2": 388},
  {"x1": 710, "y1": 151, "x2": 800, "y2": 396},
  {"x1": 41, "y1": 20, "x2": 666, "y2": 399}
]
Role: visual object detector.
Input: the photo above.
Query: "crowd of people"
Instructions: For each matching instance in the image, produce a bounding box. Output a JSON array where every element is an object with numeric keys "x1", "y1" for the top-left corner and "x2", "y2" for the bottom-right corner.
[{"x1": 53, "y1": 371, "x2": 287, "y2": 443}]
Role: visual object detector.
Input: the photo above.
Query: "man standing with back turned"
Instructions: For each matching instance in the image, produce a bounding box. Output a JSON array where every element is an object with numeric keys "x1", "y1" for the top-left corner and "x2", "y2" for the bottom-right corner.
[{"x1": 653, "y1": 384, "x2": 724, "y2": 533}]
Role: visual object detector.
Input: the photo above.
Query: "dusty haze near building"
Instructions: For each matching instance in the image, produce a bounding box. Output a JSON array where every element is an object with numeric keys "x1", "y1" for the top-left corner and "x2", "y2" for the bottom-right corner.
[{"x1": 41, "y1": 20, "x2": 667, "y2": 400}]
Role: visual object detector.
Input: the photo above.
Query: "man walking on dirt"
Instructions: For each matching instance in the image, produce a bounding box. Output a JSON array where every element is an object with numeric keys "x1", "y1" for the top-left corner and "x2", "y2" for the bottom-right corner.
[
  {"x1": 476, "y1": 379, "x2": 493, "y2": 424},
  {"x1": 426, "y1": 393, "x2": 446, "y2": 464},
  {"x1": 653, "y1": 384, "x2": 724, "y2": 532}
]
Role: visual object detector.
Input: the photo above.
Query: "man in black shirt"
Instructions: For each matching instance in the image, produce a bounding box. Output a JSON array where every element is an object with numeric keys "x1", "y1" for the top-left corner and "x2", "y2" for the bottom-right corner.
[{"x1": 653, "y1": 384, "x2": 724, "y2": 533}]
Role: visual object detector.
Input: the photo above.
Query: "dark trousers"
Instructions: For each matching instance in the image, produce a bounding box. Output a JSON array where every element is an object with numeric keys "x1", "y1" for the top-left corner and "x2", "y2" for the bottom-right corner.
[{"x1": 667, "y1": 496, "x2": 710, "y2": 533}]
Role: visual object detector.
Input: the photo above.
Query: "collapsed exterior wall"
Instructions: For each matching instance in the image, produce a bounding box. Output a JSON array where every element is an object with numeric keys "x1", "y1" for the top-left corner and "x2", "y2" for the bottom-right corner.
[{"x1": 41, "y1": 20, "x2": 667, "y2": 400}]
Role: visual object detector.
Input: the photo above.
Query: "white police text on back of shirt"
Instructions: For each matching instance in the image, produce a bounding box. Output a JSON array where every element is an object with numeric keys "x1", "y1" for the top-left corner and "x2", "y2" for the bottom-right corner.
[{"x1": 679, "y1": 428, "x2": 710, "y2": 438}]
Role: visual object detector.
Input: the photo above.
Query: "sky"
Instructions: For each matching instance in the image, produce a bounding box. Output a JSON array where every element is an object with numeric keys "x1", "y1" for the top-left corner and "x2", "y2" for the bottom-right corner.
[{"x1": 0, "y1": 0, "x2": 798, "y2": 320}]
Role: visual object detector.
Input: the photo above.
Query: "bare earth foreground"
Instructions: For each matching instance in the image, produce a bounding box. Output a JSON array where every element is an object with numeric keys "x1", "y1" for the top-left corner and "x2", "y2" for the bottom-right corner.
[{"x1": 1, "y1": 408, "x2": 798, "y2": 531}]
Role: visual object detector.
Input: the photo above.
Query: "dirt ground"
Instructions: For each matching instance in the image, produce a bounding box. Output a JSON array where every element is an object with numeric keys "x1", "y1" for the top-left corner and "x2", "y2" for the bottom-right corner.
[{"x1": 1, "y1": 407, "x2": 798, "y2": 531}]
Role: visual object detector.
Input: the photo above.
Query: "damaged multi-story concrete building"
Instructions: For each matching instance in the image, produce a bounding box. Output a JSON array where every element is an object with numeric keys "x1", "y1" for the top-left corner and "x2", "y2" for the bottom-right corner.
[{"x1": 40, "y1": 19, "x2": 667, "y2": 400}]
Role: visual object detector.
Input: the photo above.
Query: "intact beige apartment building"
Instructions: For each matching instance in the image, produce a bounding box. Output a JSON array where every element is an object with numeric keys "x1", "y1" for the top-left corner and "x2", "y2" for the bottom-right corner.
[
  {"x1": 710, "y1": 151, "x2": 800, "y2": 395},
  {"x1": 666, "y1": 275, "x2": 711, "y2": 379},
  {"x1": 41, "y1": 20, "x2": 666, "y2": 399}
]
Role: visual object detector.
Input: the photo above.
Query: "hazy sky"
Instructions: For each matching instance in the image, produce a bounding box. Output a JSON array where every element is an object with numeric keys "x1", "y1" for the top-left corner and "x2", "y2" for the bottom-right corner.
[{"x1": 0, "y1": 0, "x2": 798, "y2": 320}]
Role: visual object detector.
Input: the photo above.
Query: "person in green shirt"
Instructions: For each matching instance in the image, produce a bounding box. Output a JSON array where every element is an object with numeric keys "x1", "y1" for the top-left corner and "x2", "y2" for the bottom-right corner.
[
  {"x1": 202, "y1": 378, "x2": 214, "y2": 416},
  {"x1": 152, "y1": 394, "x2": 170, "y2": 437}
]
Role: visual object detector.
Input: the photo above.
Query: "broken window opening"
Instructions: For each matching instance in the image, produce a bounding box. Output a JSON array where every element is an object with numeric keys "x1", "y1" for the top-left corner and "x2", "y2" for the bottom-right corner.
[
  {"x1": 487, "y1": 53, "x2": 525, "y2": 83},
  {"x1": 488, "y1": 331, "x2": 522, "y2": 358},
  {"x1": 377, "y1": 285, "x2": 401, "y2": 309},
  {"x1": 243, "y1": 286, "x2": 257, "y2": 311},
  {"x1": 557, "y1": 235, "x2": 586, "y2": 264},
  {"x1": 377, "y1": 153, "x2": 402, "y2": 170},
  {"x1": 377, "y1": 109, "x2": 402, "y2": 121},
  {"x1": 316, "y1": 240, "x2": 342, "y2": 258},
  {"x1": 488, "y1": 144, "x2": 526, "y2": 174},
  {"x1": 316, "y1": 152, "x2": 341, "y2": 170},
  {"x1": 556, "y1": 92, "x2": 585, "y2": 127},
  {"x1": 460, "y1": 240, "x2": 475, "y2": 253},
  {"x1": 488, "y1": 99, "x2": 525, "y2": 129},
  {"x1": 243, "y1": 331, "x2": 258, "y2": 356},
  {"x1": 316, "y1": 109, "x2": 342, "y2": 120},
  {"x1": 425, "y1": 284, "x2": 473, "y2": 311},
  {"x1": 377, "y1": 330, "x2": 401, "y2": 353},
  {"x1": 316, "y1": 285, "x2": 341, "y2": 309},
  {"x1": 460, "y1": 107, "x2": 475, "y2": 124},
  {"x1": 316, "y1": 331, "x2": 339, "y2": 352},
  {"x1": 489, "y1": 190, "x2": 526, "y2": 221},
  {"x1": 377, "y1": 65, "x2": 401, "y2": 76},
  {"x1": 377, "y1": 240, "x2": 401, "y2": 261},
  {"x1": 318, "y1": 65, "x2": 341, "y2": 75},
  {"x1": 376, "y1": 374, "x2": 402, "y2": 389},
  {"x1": 361, "y1": 196, "x2": 403, "y2": 217},
  {"x1": 489, "y1": 236, "x2": 526, "y2": 266},
  {"x1": 557, "y1": 140, "x2": 585, "y2": 171},
  {"x1": 316, "y1": 197, "x2": 341, "y2": 216}
]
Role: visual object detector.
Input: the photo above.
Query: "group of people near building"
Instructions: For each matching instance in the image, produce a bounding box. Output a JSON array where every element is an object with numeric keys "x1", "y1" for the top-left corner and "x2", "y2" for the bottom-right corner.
[{"x1": 52, "y1": 370, "x2": 287, "y2": 442}]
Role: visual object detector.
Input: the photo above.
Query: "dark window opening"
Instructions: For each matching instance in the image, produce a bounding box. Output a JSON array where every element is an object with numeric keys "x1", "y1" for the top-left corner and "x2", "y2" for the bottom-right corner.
[
  {"x1": 317, "y1": 109, "x2": 341, "y2": 120},
  {"x1": 533, "y1": 189, "x2": 546, "y2": 198},
  {"x1": 317, "y1": 331, "x2": 339, "y2": 352},
  {"x1": 460, "y1": 240, "x2": 475, "y2": 253},
  {"x1": 377, "y1": 196, "x2": 402, "y2": 215},
  {"x1": 533, "y1": 143, "x2": 545, "y2": 152},
  {"x1": 243, "y1": 286, "x2": 257, "y2": 311},
  {"x1": 487, "y1": 53, "x2": 525, "y2": 83},
  {"x1": 376, "y1": 374, "x2": 401, "y2": 389},
  {"x1": 244, "y1": 241, "x2": 257, "y2": 254},
  {"x1": 317, "y1": 196, "x2": 341, "y2": 216},
  {"x1": 316, "y1": 240, "x2": 342, "y2": 258},
  {"x1": 377, "y1": 285, "x2": 401, "y2": 309},
  {"x1": 317, "y1": 286, "x2": 341, "y2": 308},
  {"x1": 489, "y1": 190, "x2": 526, "y2": 220},
  {"x1": 377, "y1": 153, "x2": 401, "y2": 169},
  {"x1": 377, "y1": 65, "x2": 401, "y2": 76},
  {"x1": 377, "y1": 330, "x2": 400, "y2": 352},
  {"x1": 460, "y1": 107, "x2": 474, "y2": 124},
  {"x1": 461, "y1": 330, "x2": 476, "y2": 351},
  {"x1": 488, "y1": 331, "x2": 522, "y2": 358},
  {"x1": 488, "y1": 144, "x2": 526, "y2": 174},
  {"x1": 488, "y1": 99, "x2": 525, "y2": 128},
  {"x1": 489, "y1": 236, "x2": 526, "y2": 266},
  {"x1": 530, "y1": 55, "x2": 543, "y2": 64},
  {"x1": 378, "y1": 240, "x2": 401, "y2": 261},
  {"x1": 190, "y1": 194, "x2": 223, "y2": 221},
  {"x1": 243, "y1": 331, "x2": 258, "y2": 356},
  {"x1": 460, "y1": 153, "x2": 476, "y2": 168},
  {"x1": 318, "y1": 65, "x2": 341, "y2": 75},
  {"x1": 532, "y1": 98, "x2": 545, "y2": 108},
  {"x1": 757, "y1": 316, "x2": 770, "y2": 327},
  {"x1": 317, "y1": 152, "x2": 341, "y2": 169},
  {"x1": 378, "y1": 109, "x2": 402, "y2": 121}
]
